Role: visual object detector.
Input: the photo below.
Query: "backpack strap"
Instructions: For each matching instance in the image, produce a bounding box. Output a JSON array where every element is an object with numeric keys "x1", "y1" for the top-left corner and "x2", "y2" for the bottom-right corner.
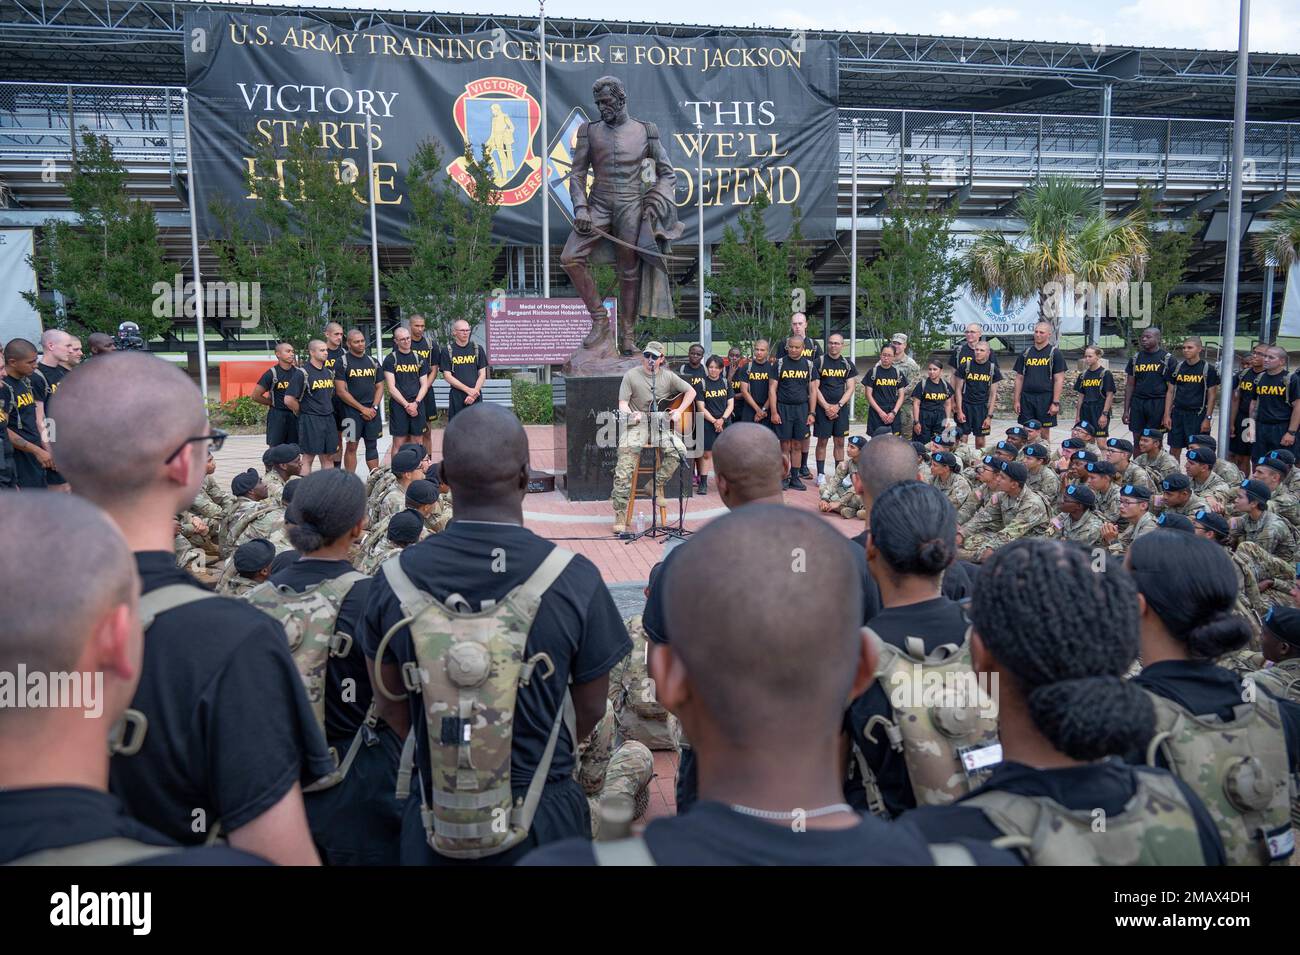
[
  {"x1": 139, "y1": 583, "x2": 216, "y2": 631},
  {"x1": 593, "y1": 834, "x2": 657, "y2": 866},
  {"x1": 514, "y1": 547, "x2": 575, "y2": 608},
  {"x1": 6, "y1": 837, "x2": 178, "y2": 867}
]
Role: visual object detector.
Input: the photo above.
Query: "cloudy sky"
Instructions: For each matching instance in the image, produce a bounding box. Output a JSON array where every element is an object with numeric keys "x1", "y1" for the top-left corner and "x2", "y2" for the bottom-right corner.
[{"x1": 247, "y1": 0, "x2": 1299, "y2": 54}]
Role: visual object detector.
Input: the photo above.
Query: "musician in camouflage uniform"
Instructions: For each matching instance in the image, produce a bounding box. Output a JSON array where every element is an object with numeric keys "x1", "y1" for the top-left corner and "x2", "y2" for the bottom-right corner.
[{"x1": 1045, "y1": 482, "x2": 1105, "y2": 549}]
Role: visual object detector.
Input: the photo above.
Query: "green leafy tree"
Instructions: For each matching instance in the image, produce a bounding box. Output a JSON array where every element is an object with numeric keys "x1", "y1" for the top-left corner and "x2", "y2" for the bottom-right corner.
[
  {"x1": 705, "y1": 193, "x2": 813, "y2": 352},
  {"x1": 1255, "y1": 195, "x2": 1300, "y2": 271},
  {"x1": 857, "y1": 170, "x2": 963, "y2": 361},
  {"x1": 1136, "y1": 189, "x2": 1208, "y2": 349},
  {"x1": 211, "y1": 124, "x2": 370, "y2": 353},
  {"x1": 23, "y1": 131, "x2": 173, "y2": 340},
  {"x1": 387, "y1": 140, "x2": 500, "y2": 347}
]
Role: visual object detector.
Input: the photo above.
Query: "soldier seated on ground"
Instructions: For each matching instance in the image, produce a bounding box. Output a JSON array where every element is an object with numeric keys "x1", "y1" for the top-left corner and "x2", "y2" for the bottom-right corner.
[
  {"x1": 1253, "y1": 607, "x2": 1300, "y2": 704},
  {"x1": 818, "y1": 434, "x2": 864, "y2": 519},
  {"x1": 221, "y1": 538, "x2": 275, "y2": 596}
]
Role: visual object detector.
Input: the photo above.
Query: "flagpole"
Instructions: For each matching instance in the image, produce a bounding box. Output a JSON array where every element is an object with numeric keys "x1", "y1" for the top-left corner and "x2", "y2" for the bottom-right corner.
[
  {"x1": 181, "y1": 90, "x2": 209, "y2": 403},
  {"x1": 365, "y1": 110, "x2": 387, "y2": 432},
  {"x1": 849, "y1": 117, "x2": 859, "y2": 422},
  {"x1": 1217, "y1": 0, "x2": 1250, "y2": 450},
  {"x1": 539, "y1": 1, "x2": 550, "y2": 298},
  {"x1": 697, "y1": 121, "x2": 707, "y2": 353}
]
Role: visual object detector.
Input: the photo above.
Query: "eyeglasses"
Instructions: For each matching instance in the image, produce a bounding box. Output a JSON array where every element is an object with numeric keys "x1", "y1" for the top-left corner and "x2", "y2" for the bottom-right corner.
[
  {"x1": 166, "y1": 428, "x2": 228, "y2": 464},
  {"x1": 642, "y1": 352, "x2": 660, "y2": 361}
]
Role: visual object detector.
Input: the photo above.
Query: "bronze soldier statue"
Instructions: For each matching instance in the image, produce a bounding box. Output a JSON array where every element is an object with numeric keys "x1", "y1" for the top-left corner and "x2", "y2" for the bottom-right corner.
[{"x1": 561, "y1": 75, "x2": 683, "y2": 371}]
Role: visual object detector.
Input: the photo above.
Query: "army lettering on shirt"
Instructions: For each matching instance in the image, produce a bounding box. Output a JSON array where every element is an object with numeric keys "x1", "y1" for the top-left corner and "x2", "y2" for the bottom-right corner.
[
  {"x1": 2, "y1": 376, "x2": 40, "y2": 442},
  {"x1": 740, "y1": 359, "x2": 775, "y2": 408},
  {"x1": 1014, "y1": 345, "x2": 1066, "y2": 394},
  {"x1": 949, "y1": 342, "x2": 978, "y2": 375},
  {"x1": 440, "y1": 341, "x2": 488, "y2": 389},
  {"x1": 341, "y1": 354, "x2": 381, "y2": 406},
  {"x1": 295, "y1": 362, "x2": 337, "y2": 417},
  {"x1": 1124, "y1": 349, "x2": 1172, "y2": 400},
  {"x1": 1074, "y1": 368, "x2": 1116, "y2": 406},
  {"x1": 699, "y1": 377, "x2": 731, "y2": 419},
  {"x1": 382, "y1": 349, "x2": 430, "y2": 401},
  {"x1": 1254, "y1": 371, "x2": 1292, "y2": 425},
  {"x1": 256, "y1": 365, "x2": 306, "y2": 411},
  {"x1": 409, "y1": 335, "x2": 441, "y2": 376},
  {"x1": 677, "y1": 362, "x2": 707, "y2": 393},
  {"x1": 816, "y1": 354, "x2": 857, "y2": 404},
  {"x1": 31, "y1": 364, "x2": 66, "y2": 405},
  {"x1": 775, "y1": 355, "x2": 817, "y2": 404},
  {"x1": 1168, "y1": 359, "x2": 1220, "y2": 413},
  {"x1": 912, "y1": 377, "x2": 954, "y2": 411},
  {"x1": 955, "y1": 359, "x2": 1001, "y2": 405},
  {"x1": 1233, "y1": 370, "x2": 1260, "y2": 424},
  {"x1": 863, "y1": 365, "x2": 907, "y2": 411},
  {"x1": 323, "y1": 346, "x2": 345, "y2": 377},
  {"x1": 793, "y1": 337, "x2": 822, "y2": 366}
]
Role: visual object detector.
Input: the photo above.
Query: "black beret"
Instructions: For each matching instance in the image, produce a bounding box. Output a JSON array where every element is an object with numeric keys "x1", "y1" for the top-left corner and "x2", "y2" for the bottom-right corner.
[
  {"x1": 1270, "y1": 449, "x2": 1296, "y2": 467},
  {"x1": 1106, "y1": 437, "x2": 1134, "y2": 454},
  {"x1": 848, "y1": 435, "x2": 867, "y2": 449},
  {"x1": 262, "y1": 443, "x2": 301, "y2": 466},
  {"x1": 392, "y1": 447, "x2": 424, "y2": 475},
  {"x1": 281, "y1": 478, "x2": 301, "y2": 506},
  {"x1": 405, "y1": 479, "x2": 438, "y2": 506},
  {"x1": 995, "y1": 440, "x2": 1018, "y2": 455},
  {"x1": 233, "y1": 538, "x2": 276, "y2": 574},
  {"x1": 999, "y1": 460, "x2": 1028, "y2": 485},
  {"x1": 1022, "y1": 444, "x2": 1049, "y2": 459},
  {"x1": 932, "y1": 451, "x2": 960, "y2": 470},
  {"x1": 933, "y1": 432, "x2": 956, "y2": 447},
  {"x1": 1264, "y1": 606, "x2": 1300, "y2": 647},
  {"x1": 387, "y1": 509, "x2": 423, "y2": 545},
  {"x1": 1064, "y1": 483, "x2": 1096, "y2": 508},
  {"x1": 1140, "y1": 428, "x2": 1166, "y2": 442},
  {"x1": 1186, "y1": 447, "x2": 1217, "y2": 468},
  {"x1": 910, "y1": 440, "x2": 930, "y2": 459},
  {"x1": 1005, "y1": 426, "x2": 1027, "y2": 438},
  {"x1": 1087, "y1": 460, "x2": 1116, "y2": 476},
  {"x1": 1024, "y1": 419, "x2": 1044, "y2": 430},
  {"x1": 1260, "y1": 454, "x2": 1293, "y2": 476},
  {"x1": 1061, "y1": 438, "x2": 1085, "y2": 450},
  {"x1": 1120, "y1": 483, "x2": 1152, "y2": 501},
  {"x1": 1074, "y1": 421, "x2": 1097, "y2": 435},
  {"x1": 1242, "y1": 479, "x2": 1272, "y2": 504},
  {"x1": 1074, "y1": 450, "x2": 1100, "y2": 464},
  {"x1": 231, "y1": 467, "x2": 260, "y2": 496},
  {"x1": 1156, "y1": 512, "x2": 1195, "y2": 533},
  {"x1": 870, "y1": 426, "x2": 894, "y2": 437},
  {"x1": 1161, "y1": 473, "x2": 1191, "y2": 492},
  {"x1": 1187, "y1": 433, "x2": 1217, "y2": 450},
  {"x1": 1194, "y1": 509, "x2": 1230, "y2": 537}
]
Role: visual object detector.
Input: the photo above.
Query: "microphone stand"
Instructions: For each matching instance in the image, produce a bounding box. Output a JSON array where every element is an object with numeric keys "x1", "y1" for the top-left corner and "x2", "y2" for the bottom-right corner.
[{"x1": 627, "y1": 357, "x2": 689, "y2": 543}]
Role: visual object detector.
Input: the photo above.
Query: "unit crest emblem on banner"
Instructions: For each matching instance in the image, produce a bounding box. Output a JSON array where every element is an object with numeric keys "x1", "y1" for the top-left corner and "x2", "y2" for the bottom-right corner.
[{"x1": 448, "y1": 77, "x2": 543, "y2": 205}]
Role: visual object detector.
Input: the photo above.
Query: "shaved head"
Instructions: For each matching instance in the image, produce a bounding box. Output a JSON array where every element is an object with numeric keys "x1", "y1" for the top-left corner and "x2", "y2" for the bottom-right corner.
[
  {"x1": 859, "y1": 435, "x2": 921, "y2": 503},
  {"x1": 0, "y1": 493, "x2": 138, "y2": 725},
  {"x1": 441, "y1": 404, "x2": 528, "y2": 506},
  {"x1": 4, "y1": 338, "x2": 36, "y2": 362},
  {"x1": 52, "y1": 353, "x2": 207, "y2": 508},
  {"x1": 664, "y1": 505, "x2": 863, "y2": 746},
  {"x1": 712, "y1": 423, "x2": 784, "y2": 503},
  {"x1": 41, "y1": 329, "x2": 69, "y2": 350}
]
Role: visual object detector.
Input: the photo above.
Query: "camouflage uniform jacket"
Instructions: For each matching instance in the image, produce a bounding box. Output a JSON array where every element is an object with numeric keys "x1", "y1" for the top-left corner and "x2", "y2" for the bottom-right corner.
[
  {"x1": 1092, "y1": 483, "x2": 1121, "y2": 524},
  {"x1": 1046, "y1": 509, "x2": 1106, "y2": 548},
  {"x1": 989, "y1": 489, "x2": 1050, "y2": 547},
  {"x1": 1135, "y1": 449, "x2": 1178, "y2": 484},
  {"x1": 1157, "y1": 493, "x2": 1207, "y2": 519},
  {"x1": 820, "y1": 458, "x2": 858, "y2": 505},
  {"x1": 224, "y1": 498, "x2": 287, "y2": 557},
  {"x1": 954, "y1": 444, "x2": 982, "y2": 471},
  {"x1": 192, "y1": 475, "x2": 231, "y2": 522},
  {"x1": 1191, "y1": 472, "x2": 1234, "y2": 509},
  {"x1": 1025, "y1": 466, "x2": 1059, "y2": 506},
  {"x1": 1231, "y1": 509, "x2": 1297, "y2": 562},
  {"x1": 960, "y1": 491, "x2": 1006, "y2": 537},
  {"x1": 932, "y1": 472, "x2": 971, "y2": 521},
  {"x1": 1108, "y1": 509, "x2": 1157, "y2": 555},
  {"x1": 372, "y1": 483, "x2": 408, "y2": 528},
  {"x1": 1218, "y1": 457, "x2": 1246, "y2": 487},
  {"x1": 359, "y1": 539, "x2": 405, "y2": 576},
  {"x1": 1251, "y1": 658, "x2": 1300, "y2": 706},
  {"x1": 264, "y1": 469, "x2": 287, "y2": 505},
  {"x1": 1120, "y1": 463, "x2": 1155, "y2": 494},
  {"x1": 1267, "y1": 487, "x2": 1300, "y2": 529}
]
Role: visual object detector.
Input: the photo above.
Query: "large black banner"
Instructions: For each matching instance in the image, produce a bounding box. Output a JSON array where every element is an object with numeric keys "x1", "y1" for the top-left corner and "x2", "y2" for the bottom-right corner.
[{"x1": 183, "y1": 12, "x2": 838, "y2": 246}]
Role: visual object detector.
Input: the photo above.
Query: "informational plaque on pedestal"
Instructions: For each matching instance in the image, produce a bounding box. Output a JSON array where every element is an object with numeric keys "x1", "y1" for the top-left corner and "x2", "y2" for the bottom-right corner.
[{"x1": 484, "y1": 297, "x2": 616, "y2": 365}]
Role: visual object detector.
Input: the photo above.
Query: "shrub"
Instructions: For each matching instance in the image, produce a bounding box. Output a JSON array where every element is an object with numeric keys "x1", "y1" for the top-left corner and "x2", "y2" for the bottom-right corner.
[
  {"x1": 211, "y1": 395, "x2": 267, "y2": 428},
  {"x1": 511, "y1": 378, "x2": 554, "y2": 425}
]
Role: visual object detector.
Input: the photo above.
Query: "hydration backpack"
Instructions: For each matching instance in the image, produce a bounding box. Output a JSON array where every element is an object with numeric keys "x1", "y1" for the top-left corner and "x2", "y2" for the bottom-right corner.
[
  {"x1": 963, "y1": 765, "x2": 1207, "y2": 865},
  {"x1": 854, "y1": 630, "x2": 1001, "y2": 814},
  {"x1": 1144, "y1": 690, "x2": 1296, "y2": 866},
  {"x1": 374, "y1": 547, "x2": 577, "y2": 859}
]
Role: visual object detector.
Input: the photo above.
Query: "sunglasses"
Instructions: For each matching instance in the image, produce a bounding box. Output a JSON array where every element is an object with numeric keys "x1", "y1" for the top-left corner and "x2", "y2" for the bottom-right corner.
[{"x1": 166, "y1": 428, "x2": 228, "y2": 464}]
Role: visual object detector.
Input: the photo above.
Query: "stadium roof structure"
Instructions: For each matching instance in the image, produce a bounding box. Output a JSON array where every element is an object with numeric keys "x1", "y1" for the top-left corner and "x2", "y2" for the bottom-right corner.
[{"x1": 2, "y1": 0, "x2": 1299, "y2": 119}]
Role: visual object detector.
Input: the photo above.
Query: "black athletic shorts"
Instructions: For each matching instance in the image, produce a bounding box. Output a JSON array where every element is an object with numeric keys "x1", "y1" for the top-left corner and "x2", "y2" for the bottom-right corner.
[
  {"x1": 298, "y1": 412, "x2": 340, "y2": 455},
  {"x1": 1168, "y1": 408, "x2": 1208, "y2": 449},
  {"x1": 915, "y1": 409, "x2": 947, "y2": 442},
  {"x1": 1254, "y1": 421, "x2": 1290, "y2": 459},
  {"x1": 332, "y1": 394, "x2": 346, "y2": 430},
  {"x1": 13, "y1": 450, "x2": 47, "y2": 489},
  {"x1": 1077, "y1": 401, "x2": 1111, "y2": 438},
  {"x1": 342, "y1": 406, "x2": 383, "y2": 443},
  {"x1": 961, "y1": 402, "x2": 990, "y2": 437},
  {"x1": 1229, "y1": 416, "x2": 1253, "y2": 457},
  {"x1": 389, "y1": 401, "x2": 427, "y2": 437},
  {"x1": 447, "y1": 389, "x2": 472, "y2": 420},
  {"x1": 1128, "y1": 396, "x2": 1165, "y2": 440},
  {"x1": 266, "y1": 407, "x2": 299, "y2": 446},
  {"x1": 813, "y1": 405, "x2": 850, "y2": 438},
  {"x1": 1019, "y1": 391, "x2": 1056, "y2": 428},
  {"x1": 774, "y1": 402, "x2": 810, "y2": 441},
  {"x1": 702, "y1": 420, "x2": 725, "y2": 451},
  {"x1": 867, "y1": 410, "x2": 903, "y2": 437},
  {"x1": 45, "y1": 466, "x2": 67, "y2": 487},
  {"x1": 422, "y1": 390, "x2": 439, "y2": 422}
]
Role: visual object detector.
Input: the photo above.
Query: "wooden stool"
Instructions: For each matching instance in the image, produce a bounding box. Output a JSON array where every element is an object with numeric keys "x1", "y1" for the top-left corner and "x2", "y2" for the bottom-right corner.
[{"x1": 624, "y1": 444, "x2": 669, "y2": 529}]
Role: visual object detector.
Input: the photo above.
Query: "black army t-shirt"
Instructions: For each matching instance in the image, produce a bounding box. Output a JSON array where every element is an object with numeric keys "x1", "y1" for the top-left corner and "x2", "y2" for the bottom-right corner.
[
  {"x1": 774, "y1": 355, "x2": 816, "y2": 405},
  {"x1": 1233, "y1": 369, "x2": 1260, "y2": 425},
  {"x1": 1074, "y1": 367, "x2": 1116, "y2": 406},
  {"x1": 912, "y1": 377, "x2": 954, "y2": 412},
  {"x1": 112, "y1": 553, "x2": 335, "y2": 844},
  {"x1": 816, "y1": 354, "x2": 857, "y2": 404},
  {"x1": 1253, "y1": 371, "x2": 1292, "y2": 425},
  {"x1": 1124, "y1": 349, "x2": 1172, "y2": 400},
  {"x1": 268, "y1": 558, "x2": 374, "y2": 746},
  {"x1": 0, "y1": 787, "x2": 268, "y2": 866},
  {"x1": 0, "y1": 383, "x2": 15, "y2": 486},
  {"x1": 440, "y1": 340, "x2": 487, "y2": 389},
  {"x1": 698, "y1": 375, "x2": 731, "y2": 419},
  {"x1": 360, "y1": 522, "x2": 630, "y2": 797},
  {"x1": 949, "y1": 342, "x2": 978, "y2": 375},
  {"x1": 863, "y1": 364, "x2": 907, "y2": 412},
  {"x1": 739, "y1": 359, "x2": 776, "y2": 409},
  {"x1": 844, "y1": 596, "x2": 971, "y2": 817},
  {"x1": 1014, "y1": 345, "x2": 1066, "y2": 394},
  {"x1": 1168, "y1": 359, "x2": 1220, "y2": 412},
  {"x1": 296, "y1": 361, "x2": 337, "y2": 417},
  {"x1": 518, "y1": 800, "x2": 943, "y2": 866},
  {"x1": 257, "y1": 364, "x2": 306, "y2": 411},
  {"x1": 905, "y1": 759, "x2": 1226, "y2": 865},
  {"x1": 31, "y1": 363, "x2": 66, "y2": 405},
  {"x1": 323, "y1": 345, "x2": 345, "y2": 379},
  {"x1": 3, "y1": 374, "x2": 40, "y2": 442},
  {"x1": 409, "y1": 334, "x2": 441, "y2": 378},
  {"x1": 382, "y1": 349, "x2": 430, "y2": 401},
  {"x1": 340, "y1": 353, "x2": 381, "y2": 407},
  {"x1": 956, "y1": 358, "x2": 1001, "y2": 405},
  {"x1": 677, "y1": 361, "x2": 707, "y2": 393}
]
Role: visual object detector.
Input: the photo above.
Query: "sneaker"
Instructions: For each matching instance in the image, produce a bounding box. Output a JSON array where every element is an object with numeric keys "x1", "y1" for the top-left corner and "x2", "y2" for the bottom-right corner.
[
  {"x1": 788, "y1": 476, "x2": 807, "y2": 491},
  {"x1": 699, "y1": 476, "x2": 708, "y2": 495},
  {"x1": 612, "y1": 522, "x2": 627, "y2": 535},
  {"x1": 782, "y1": 477, "x2": 792, "y2": 490},
  {"x1": 816, "y1": 473, "x2": 826, "y2": 487},
  {"x1": 799, "y1": 466, "x2": 813, "y2": 479}
]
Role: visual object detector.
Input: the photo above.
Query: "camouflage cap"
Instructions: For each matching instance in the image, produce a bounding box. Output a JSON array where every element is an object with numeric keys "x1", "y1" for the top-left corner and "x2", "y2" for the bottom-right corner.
[{"x1": 643, "y1": 341, "x2": 666, "y2": 358}]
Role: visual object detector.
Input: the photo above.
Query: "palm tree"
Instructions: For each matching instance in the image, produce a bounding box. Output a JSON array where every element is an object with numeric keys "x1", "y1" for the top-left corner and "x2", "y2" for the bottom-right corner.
[
  {"x1": 1255, "y1": 195, "x2": 1300, "y2": 270},
  {"x1": 963, "y1": 177, "x2": 1148, "y2": 335}
]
